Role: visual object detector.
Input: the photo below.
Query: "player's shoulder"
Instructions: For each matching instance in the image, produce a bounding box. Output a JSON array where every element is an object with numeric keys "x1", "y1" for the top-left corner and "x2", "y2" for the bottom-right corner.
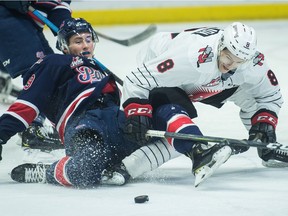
[
  {"x1": 186, "y1": 30, "x2": 221, "y2": 70},
  {"x1": 43, "y1": 53, "x2": 71, "y2": 62},
  {"x1": 40, "y1": 54, "x2": 75, "y2": 67},
  {"x1": 251, "y1": 51, "x2": 267, "y2": 67},
  {"x1": 241, "y1": 51, "x2": 268, "y2": 72}
]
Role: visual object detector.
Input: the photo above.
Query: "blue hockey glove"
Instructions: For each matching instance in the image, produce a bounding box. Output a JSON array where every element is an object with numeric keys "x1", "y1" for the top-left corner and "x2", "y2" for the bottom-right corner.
[{"x1": 123, "y1": 98, "x2": 153, "y2": 146}]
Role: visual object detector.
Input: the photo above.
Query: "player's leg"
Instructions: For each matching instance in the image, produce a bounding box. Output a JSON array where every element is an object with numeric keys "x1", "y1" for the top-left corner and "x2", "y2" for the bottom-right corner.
[
  {"x1": 102, "y1": 103, "x2": 232, "y2": 186},
  {"x1": 11, "y1": 107, "x2": 118, "y2": 187},
  {"x1": 11, "y1": 129, "x2": 111, "y2": 187}
]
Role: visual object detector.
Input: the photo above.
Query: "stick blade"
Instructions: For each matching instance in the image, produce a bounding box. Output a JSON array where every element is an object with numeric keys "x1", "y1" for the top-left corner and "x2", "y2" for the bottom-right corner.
[
  {"x1": 125, "y1": 24, "x2": 157, "y2": 46},
  {"x1": 96, "y1": 24, "x2": 157, "y2": 46}
]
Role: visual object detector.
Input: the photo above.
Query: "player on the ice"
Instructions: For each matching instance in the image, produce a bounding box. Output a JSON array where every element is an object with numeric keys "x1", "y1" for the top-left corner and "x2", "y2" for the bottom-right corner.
[
  {"x1": 2, "y1": 17, "x2": 185, "y2": 188},
  {"x1": 4, "y1": 17, "x2": 233, "y2": 188},
  {"x1": 0, "y1": 17, "x2": 139, "y2": 187},
  {"x1": 0, "y1": 1, "x2": 72, "y2": 152},
  {"x1": 102, "y1": 22, "x2": 285, "y2": 186}
]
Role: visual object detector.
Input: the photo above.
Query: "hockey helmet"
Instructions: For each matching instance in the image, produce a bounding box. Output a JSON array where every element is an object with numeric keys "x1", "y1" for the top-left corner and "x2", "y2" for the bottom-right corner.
[
  {"x1": 57, "y1": 18, "x2": 99, "y2": 52},
  {"x1": 219, "y1": 22, "x2": 257, "y2": 61}
]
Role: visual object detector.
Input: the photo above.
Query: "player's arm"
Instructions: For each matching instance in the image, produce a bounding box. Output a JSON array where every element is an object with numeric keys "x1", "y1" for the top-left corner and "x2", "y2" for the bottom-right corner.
[
  {"x1": 236, "y1": 55, "x2": 283, "y2": 144},
  {"x1": 0, "y1": 55, "x2": 67, "y2": 146},
  {"x1": 30, "y1": 1, "x2": 72, "y2": 35}
]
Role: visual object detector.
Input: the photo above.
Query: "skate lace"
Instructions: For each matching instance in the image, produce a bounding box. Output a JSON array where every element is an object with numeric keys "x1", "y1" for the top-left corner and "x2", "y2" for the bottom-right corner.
[
  {"x1": 275, "y1": 149, "x2": 288, "y2": 156},
  {"x1": 25, "y1": 164, "x2": 47, "y2": 183},
  {"x1": 37, "y1": 126, "x2": 59, "y2": 140}
]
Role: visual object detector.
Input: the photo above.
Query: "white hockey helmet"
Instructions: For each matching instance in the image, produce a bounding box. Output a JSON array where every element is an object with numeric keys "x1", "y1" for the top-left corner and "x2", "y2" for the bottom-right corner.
[{"x1": 219, "y1": 22, "x2": 257, "y2": 61}]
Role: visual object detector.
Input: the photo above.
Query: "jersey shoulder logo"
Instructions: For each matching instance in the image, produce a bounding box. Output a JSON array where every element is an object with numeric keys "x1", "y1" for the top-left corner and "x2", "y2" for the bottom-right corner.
[
  {"x1": 253, "y1": 51, "x2": 264, "y2": 66},
  {"x1": 70, "y1": 56, "x2": 84, "y2": 69},
  {"x1": 197, "y1": 46, "x2": 214, "y2": 68}
]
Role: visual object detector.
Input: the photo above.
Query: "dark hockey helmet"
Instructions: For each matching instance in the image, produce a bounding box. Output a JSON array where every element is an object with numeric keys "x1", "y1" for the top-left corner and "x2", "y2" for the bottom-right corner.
[{"x1": 56, "y1": 18, "x2": 99, "y2": 52}]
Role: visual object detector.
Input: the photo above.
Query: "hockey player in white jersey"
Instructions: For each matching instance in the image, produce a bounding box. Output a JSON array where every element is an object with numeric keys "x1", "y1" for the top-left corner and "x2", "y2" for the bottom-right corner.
[{"x1": 102, "y1": 22, "x2": 285, "y2": 186}]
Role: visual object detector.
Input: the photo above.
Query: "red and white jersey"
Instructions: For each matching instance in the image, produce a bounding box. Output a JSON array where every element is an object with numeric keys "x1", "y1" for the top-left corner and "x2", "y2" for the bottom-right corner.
[{"x1": 121, "y1": 27, "x2": 283, "y2": 130}]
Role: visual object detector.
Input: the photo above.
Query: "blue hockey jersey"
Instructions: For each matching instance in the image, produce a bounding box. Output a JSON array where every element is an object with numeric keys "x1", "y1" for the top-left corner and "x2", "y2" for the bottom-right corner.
[{"x1": 0, "y1": 54, "x2": 119, "y2": 144}]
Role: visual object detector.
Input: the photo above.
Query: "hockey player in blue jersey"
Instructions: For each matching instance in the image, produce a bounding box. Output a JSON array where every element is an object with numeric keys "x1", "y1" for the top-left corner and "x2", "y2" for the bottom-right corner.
[
  {"x1": 0, "y1": 18, "x2": 143, "y2": 188},
  {"x1": 0, "y1": 0, "x2": 72, "y2": 80},
  {"x1": 0, "y1": 1, "x2": 72, "y2": 152}
]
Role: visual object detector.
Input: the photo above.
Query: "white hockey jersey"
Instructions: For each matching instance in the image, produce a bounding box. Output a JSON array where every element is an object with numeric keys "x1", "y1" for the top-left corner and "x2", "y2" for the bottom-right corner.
[{"x1": 121, "y1": 27, "x2": 283, "y2": 130}]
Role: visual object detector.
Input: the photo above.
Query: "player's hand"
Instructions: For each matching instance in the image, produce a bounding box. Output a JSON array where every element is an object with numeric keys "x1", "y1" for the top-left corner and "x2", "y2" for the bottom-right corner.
[
  {"x1": 249, "y1": 122, "x2": 277, "y2": 161},
  {"x1": 123, "y1": 98, "x2": 153, "y2": 146},
  {"x1": 249, "y1": 110, "x2": 277, "y2": 161},
  {"x1": 249, "y1": 122, "x2": 276, "y2": 143},
  {"x1": 248, "y1": 109, "x2": 277, "y2": 143}
]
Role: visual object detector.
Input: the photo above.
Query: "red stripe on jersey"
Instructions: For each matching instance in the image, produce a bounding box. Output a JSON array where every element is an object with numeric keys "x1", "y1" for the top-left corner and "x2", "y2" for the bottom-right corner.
[
  {"x1": 7, "y1": 102, "x2": 37, "y2": 125},
  {"x1": 27, "y1": 11, "x2": 45, "y2": 25},
  {"x1": 57, "y1": 89, "x2": 94, "y2": 143},
  {"x1": 102, "y1": 81, "x2": 116, "y2": 94},
  {"x1": 167, "y1": 114, "x2": 194, "y2": 133},
  {"x1": 54, "y1": 156, "x2": 72, "y2": 187},
  {"x1": 166, "y1": 114, "x2": 194, "y2": 145}
]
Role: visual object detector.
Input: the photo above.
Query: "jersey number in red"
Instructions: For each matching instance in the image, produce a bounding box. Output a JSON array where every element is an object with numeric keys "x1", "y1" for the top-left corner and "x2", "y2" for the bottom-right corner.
[
  {"x1": 267, "y1": 70, "x2": 278, "y2": 86},
  {"x1": 157, "y1": 59, "x2": 174, "y2": 73}
]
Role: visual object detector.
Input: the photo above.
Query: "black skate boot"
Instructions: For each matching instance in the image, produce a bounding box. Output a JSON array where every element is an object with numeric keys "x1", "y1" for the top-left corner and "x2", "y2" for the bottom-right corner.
[
  {"x1": 186, "y1": 143, "x2": 232, "y2": 187},
  {"x1": 21, "y1": 124, "x2": 63, "y2": 151},
  {"x1": 11, "y1": 163, "x2": 50, "y2": 183},
  {"x1": 101, "y1": 163, "x2": 131, "y2": 186},
  {"x1": 259, "y1": 148, "x2": 288, "y2": 168}
]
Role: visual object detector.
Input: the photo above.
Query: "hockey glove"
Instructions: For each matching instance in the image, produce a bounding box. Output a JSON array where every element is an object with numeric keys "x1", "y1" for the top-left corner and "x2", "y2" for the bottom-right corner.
[
  {"x1": 249, "y1": 110, "x2": 277, "y2": 161},
  {"x1": 123, "y1": 98, "x2": 153, "y2": 146}
]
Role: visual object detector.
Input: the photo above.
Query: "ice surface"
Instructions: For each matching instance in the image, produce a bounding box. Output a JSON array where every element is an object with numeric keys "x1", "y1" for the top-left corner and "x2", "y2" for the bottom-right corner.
[{"x1": 1, "y1": 20, "x2": 288, "y2": 216}]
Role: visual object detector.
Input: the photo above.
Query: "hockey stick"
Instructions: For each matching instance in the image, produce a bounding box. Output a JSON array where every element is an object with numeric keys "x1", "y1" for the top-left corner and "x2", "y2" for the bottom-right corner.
[
  {"x1": 28, "y1": 7, "x2": 156, "y2": 46},
  {"x1": 146, "y1": 130, "x2": 288, "y2": 152},
  {"x1": 28, "y1": 6, "x2": 123, "y2": 86},
  {"x1": 96, "y1": 24, "x2": 157, "y2": 46}
]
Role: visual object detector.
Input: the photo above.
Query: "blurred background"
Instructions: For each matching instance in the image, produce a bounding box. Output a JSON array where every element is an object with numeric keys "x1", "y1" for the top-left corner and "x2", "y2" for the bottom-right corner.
[{"x1": 69, "y1": 0, "x2": 288, "y2": 26}]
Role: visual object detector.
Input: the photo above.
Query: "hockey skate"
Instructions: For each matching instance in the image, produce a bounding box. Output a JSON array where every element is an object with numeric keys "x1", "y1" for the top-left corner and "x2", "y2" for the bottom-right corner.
[
  {"x1": 11, "y1": 163, "x2": 49, "y2": 183},
  {"x1": 260, "y1": 148, "x2": 288, "y2": 168},
  {"x1": 21, "y1": 124, "x2": 63, "y2": 151},
  {"x1": 100, "y1": 163, "x2": 131, "y2": 186},
  {"x1": 21, "y1": 124, "x2": 65, "y2": 164},
  {"x1": 186, "y1": 143, "x2": 232, "y2": 187},
  {"x1": 0, "y1": 72, "x2": 21, "y2": 104}
]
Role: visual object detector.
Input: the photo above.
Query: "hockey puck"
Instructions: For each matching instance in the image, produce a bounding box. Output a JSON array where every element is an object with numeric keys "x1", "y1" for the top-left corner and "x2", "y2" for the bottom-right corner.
[{"x1": 134, "y1": 195, "x2": 149, "y2": 203}]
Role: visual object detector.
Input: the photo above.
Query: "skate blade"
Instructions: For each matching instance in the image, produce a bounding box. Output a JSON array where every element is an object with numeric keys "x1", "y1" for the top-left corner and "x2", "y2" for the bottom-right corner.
[
  {"x1": 194, "y1": 146, "x2": 232, "y2": 187},
  {"x1": 262, "y1": 159, "x2": 288, "y2": 168}
]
